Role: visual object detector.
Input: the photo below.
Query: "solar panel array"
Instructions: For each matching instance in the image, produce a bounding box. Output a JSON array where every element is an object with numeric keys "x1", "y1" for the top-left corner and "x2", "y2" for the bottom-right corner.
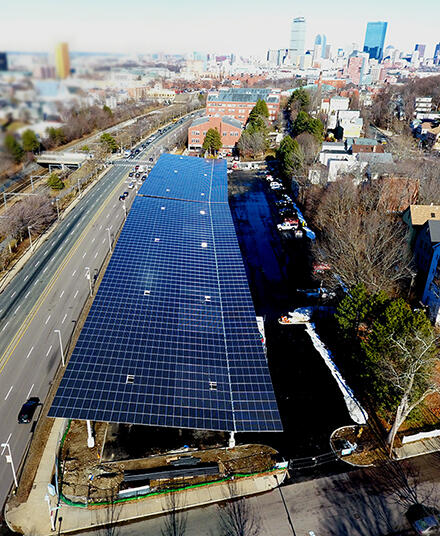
[{"x1": 49, "y1": 154, "x2": 282, "y2": 432}]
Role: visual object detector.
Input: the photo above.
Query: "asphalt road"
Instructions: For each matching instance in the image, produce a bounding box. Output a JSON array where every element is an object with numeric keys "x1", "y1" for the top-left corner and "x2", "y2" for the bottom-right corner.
[
  {"x1": 0, "y1": 117, "x2": 194, "y2": 510},
  {"x1": 73, "y1": 453, "x2": 440, "y2": 536}
]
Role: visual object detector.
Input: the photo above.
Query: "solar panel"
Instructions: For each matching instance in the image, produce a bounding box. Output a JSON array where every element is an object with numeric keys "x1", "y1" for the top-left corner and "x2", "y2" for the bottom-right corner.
[
  {"x1": 138, "y1": 154, "x2": 227, "y2": 204},
  {"x1": 49, "y1": 155, "x2": 282, "y2": 432}
]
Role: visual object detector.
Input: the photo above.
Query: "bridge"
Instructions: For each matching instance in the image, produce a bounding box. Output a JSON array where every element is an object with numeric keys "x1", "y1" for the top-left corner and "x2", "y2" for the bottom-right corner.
[{"x1": 36, "y1": 152, "x2": 93, "y2": 169}]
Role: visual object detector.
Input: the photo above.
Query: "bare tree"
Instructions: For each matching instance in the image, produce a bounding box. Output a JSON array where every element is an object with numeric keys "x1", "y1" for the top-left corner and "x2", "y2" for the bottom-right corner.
[
  {"x1": 161, "y1": 490, "x2": 187, "y2": 536},
  {"x1": 0, "y1": 195, "x2": 55, "y2": 243},
  {"x1": 217, "y1": 483, "x2": 260, "y2": 536},
  {"x1": 97, "y1": 488, "x2": 122, "y2": 536},
  {"x1": 379, "y1": 330, "x2": 440, "y2": 453}
]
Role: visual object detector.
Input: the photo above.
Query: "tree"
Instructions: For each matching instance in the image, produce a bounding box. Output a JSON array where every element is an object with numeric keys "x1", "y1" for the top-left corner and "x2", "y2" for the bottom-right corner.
[
  {"x1": 47, "y1": 172, "x2": 65, "y2": 190},
  {"x1": 4, "y1": 134, "x2": 24, "y2": 163},
  {"x1": 80, "y1": 145, "x2": 90, "y2": 152},
  {"x1": 21, "y1": 129, "x2": 40, "y2": 153},
  {"x1": 46, "y1": 126, "x2": 66, "y2": 147},
  {"x1": 100, "y1": 133, "x2": 118, "y2": 153},
  {"x1": 202, "y1": 128, "x2": 222, "y2": 155},
  {"x1": 276, "y1": 135, "x2": 303, "y2": 179},
  {"x1": 161, "y1": 490, "x2": 187, "y2": 536},
  {"x1": 217, "y1": 486, "x2": 260, "y2": 536},
  {"x1": 292, "y1": 111, "x2": 323, "y2": 140},
  {"x1": 0, "y1": 195, "x2": 55, "y2": 242},
  {"x1": 103, "y1": 104, "x2": 113, "y2": 116},
  {"x1": 253, "y1": 99, "x2": 269, "y2": 118},
  {"x1": 287, "y1": 88, "x2": 310, "y2": 122},
  {"x1": 237, "y1": 130, "x2": 266, "y2": 159}
]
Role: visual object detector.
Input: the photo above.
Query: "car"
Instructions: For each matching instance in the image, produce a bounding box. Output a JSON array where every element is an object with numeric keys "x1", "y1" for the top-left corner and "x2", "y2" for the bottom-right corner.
[
  {"x1": 270, "y1": 182, "x2": 283, "y2": 190},
  {"x1": 128, "y1": 183, "x2": 134, "y2": 189},
  {"x1": 277, "y1": 222, "x2": 295, "y2": 231},
  {"x1": 18, "y1": 397, "x2": 40, "y2": 424},
  {"x1": 406, "y1": 504, "x2": 440, "y2": 535},
  {"x1": 265, "y1": 175, "x2": 274, "y2": 182},
  {"x1": 128, "y1": 172, "x2": 134, "y2": 177},
  {"x1": 135, "y1": 149, "x2": 140, "y2": 154},
  {"x1": 119, "y1": 195, "x2": 125, "y2": 201},
  {"x1": 279, "y1": 207, "x2": 294, "y2": 217},
  {"x1": 141, "y1": 175, "x2": 147, "y2": 181},
  {"x1": 149, "y1": 157, "x2": 154, "y2": 162},
  {"x1": 282, "y1": 194, "x2": 293, "y2": 203},
  {"x1": 123, "y1": 191, "x2": 129, "y2": 197},
  {"x1": 275, "y1": 200, "x2": 291, "y2": 208},
  {"x1": 135, "y1": 165, "x2": 139, "y2": 170},
  {"x1": 135, "y1": 173, "x2": 140, "y2": 178},
  {"x1": 227, "y1": 169, "x2": 233, "y2": 174},
  {"x1": 284, "y1": 218, "x2": 299, "y2": 228}
]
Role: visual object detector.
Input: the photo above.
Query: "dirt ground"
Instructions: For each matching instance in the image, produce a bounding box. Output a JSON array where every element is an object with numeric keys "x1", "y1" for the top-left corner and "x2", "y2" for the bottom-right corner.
[{"x1": 60, "y1": 420, "x2": 279, "y2": 504}]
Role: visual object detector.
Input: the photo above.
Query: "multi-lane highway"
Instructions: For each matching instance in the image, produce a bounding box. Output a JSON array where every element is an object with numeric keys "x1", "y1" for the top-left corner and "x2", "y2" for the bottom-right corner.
[{"x1": 0, "y1": 114, "x2": 196, "y2": 509}]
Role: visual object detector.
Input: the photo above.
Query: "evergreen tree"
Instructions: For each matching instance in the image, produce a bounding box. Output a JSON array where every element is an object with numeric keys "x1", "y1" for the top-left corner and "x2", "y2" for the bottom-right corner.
[
  {"x1": 276, "y1": 135, "x2": 303, "y2": 179},
  {"x1": 254, "y1": 98, "x2": 269, "y2": 118},
  {"x1": 47, "y1": 172, "x2": 65, "y2": 190},
  {"x1": 21, "y1": 129, "x2": 40, "y2": 153},
  {"x1": 202, "y1": 128, "x2": 222, "y2": 155},
  {"x1": 100, "y1": 133, "x2": 118, "y2": 153},
  {"x1": 287, "y1": 88, "x2": 310, "y2": 112},
  {"x1": 5, "y1": 134, "x2": 24, "y2": 163}
]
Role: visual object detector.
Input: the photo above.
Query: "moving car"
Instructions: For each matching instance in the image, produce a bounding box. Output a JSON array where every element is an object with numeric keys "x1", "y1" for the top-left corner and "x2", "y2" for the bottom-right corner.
[
  {"x1": 277, "y1": 222, "x2": 295, "y2": 231},
  {"x1": 18, "y1": 397, "x2": 40, "y2": 424}
]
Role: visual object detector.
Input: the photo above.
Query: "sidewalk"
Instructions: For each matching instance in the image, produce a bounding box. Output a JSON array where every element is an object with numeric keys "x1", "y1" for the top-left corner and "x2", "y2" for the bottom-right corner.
[{"x1": 5, "y1": 417, "x2": 286, "y2": 536}]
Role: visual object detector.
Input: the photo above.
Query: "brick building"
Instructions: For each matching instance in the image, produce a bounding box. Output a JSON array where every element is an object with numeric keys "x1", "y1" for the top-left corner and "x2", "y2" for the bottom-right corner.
[
  {"x1": 188, "y1": 115, "x2": 242, "y2": 154},
  {"x1": 206, "y1": 88, "x2": 280, "y2": 123}
]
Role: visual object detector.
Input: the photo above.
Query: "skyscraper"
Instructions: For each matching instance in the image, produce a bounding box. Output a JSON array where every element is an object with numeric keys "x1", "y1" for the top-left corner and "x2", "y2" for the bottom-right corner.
[
  {"x1": 55, "y1": 42, "x2": 70, "y2": 79},
  {"x1": 315, "y1": 34, "x2": 327, "y2": 58},
  {"x1": 289, "y1": 17, "x2": 306, "y2": 63},
  {"x1": 0, "y1": 52, "x2": 7, "y2": 71},
  {"x1": 363, "y1": 21, "x2": 388, "y2": 61},
  {"x1": 415, "y1": 44, "x2": 426, "y2": 59},
  {"x1": 434, "y1": 43, "x2": 440, "y2": 65}
]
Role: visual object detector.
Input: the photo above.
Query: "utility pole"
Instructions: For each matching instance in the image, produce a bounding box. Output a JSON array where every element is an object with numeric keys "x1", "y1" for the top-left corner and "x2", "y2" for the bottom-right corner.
[
  {"x1": 85, "y1": 267, "x2": 92, "y2": 297},
  {"x1": 105, "y1": 227, "x2": 112, "y2": 253},
  {"x1": 54, "y1": 329, "x2": 65, "y2": 366},
  {"x1": 1, "y1": 442, "x2": 18, "y2": 488},
  {"x1": 28, "y1": 225, "x2": 34, "y2": 251}
]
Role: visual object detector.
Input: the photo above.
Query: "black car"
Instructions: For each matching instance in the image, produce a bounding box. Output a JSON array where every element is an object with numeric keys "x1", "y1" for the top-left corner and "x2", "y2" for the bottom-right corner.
[
  {"x1": 18, "y1": 397, "x2": 40, "y2": 424},
  {"x1": 128, "y1": 172, "x2": 134, "y2": 177},
  {"x1": 135, "y1": 173, "x2": 140, "y2": 178},
  {"x1": 135, "y1": 149, "x2": 140, "y2": 154},
  {"x1": 149, "y1": 157, "x2": 154, "y2": 162}
]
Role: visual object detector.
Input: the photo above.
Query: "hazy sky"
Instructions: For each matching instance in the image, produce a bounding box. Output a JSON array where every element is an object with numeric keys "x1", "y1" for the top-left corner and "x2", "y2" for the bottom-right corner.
[{"x1": 3, "y1": 0, "x2": 440, "y2": 58}]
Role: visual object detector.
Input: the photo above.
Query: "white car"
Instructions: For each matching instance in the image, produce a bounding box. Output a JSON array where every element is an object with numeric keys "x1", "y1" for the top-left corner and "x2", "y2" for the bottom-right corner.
[
  {"x1": 270, "y1": 182, "x2": 282, "y2": 190},
  {"x1": 277, "y1": 222, "x2": 294, "y2": 231},
  {"x1": 128, "y1": 183, "x2": 134, "y2": 189}
]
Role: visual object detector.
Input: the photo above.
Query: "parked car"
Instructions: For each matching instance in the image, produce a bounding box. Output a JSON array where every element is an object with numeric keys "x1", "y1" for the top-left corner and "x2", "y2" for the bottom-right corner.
[
  {"x1": 279, "y1": 207, "x2": 295, "y2": 217},
  {"x1": 275, "y1": 200, "x2": 291, "y2": 208},
  {"x1": 270, "y1": 182, "x2": 283, "y2": 190},
  {"x1": 406, "y1": 504, "x2": 440, "y2": 535},
  {"x1": 284, "y1": 218, "x2": 299, "y2": 228},
  {"x1": 128, "y1": 172, "x2": 134, "y2": 177},
  {"x1": 128, "y1": 183, "x2": 134, "y2": 189},
  {"x1": 141, "y1": 175, "x2": 147, "y2": 181},
  {"x1": 18, "y1": 397, "x2": 40, "y2": 423},
  {"x1": 135, "y1": 173, "x2": 140, "y2": 178},
  {"x1": 277, "y1": 222, "x2": 295, "y2": 231}
]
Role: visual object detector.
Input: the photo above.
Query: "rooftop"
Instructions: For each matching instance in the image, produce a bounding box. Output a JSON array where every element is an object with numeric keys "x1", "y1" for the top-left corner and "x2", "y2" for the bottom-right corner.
[
  {"x1": 408, "y1": 205, "x2": 440, "y2": 226},
  {"x1": 207, "y1": 88, "x2": 280, "y2": 104}
]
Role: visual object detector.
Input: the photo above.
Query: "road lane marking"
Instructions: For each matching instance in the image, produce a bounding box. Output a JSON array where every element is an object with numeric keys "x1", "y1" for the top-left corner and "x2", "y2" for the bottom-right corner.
[
  {"x1": 72, "y1": 270, "x2": 77, "y2": 277},
  {"x1": 45, "y1": 315, "x2": 51, "y2": 325},
  {"x1": 4, "y1": 386, "x2": 13, "y2": 400},
  {"x1": 43, "y1": 266, "x2": 48, "y2": 273},
  {"x1": 74, "y1": 290, "x2": 79, "y2": 299},
  {"x1": 46, "y1": 345, "x2": 52, "y2": 357},
  {"x1": 82, "y1": 252, "x2": 86, "y2": 258},
  {"x1": 59, "y1": 290, "x2": 65, "y2": 299},
  {"x1": 27, "y1": 384, "x2": 34, "y2": 398},
  {"x1": 24, "y1": 275, "x2": 29, "y2": 282},
  {"x1": 1, "y1": 434, "x2": 12, "y2": 454},
  {"x1": 2, "y1": 321, "x2": 10, "y2": 332},
  {"x1": 94, "y1": 251, "x2": 98, "y2": 258},
  {"x1": 70, "y1": 230, "x2": 75, "y2": 236},
  {"x1": 14, "y1": 305, "x2": 21, "y2": 314},
  {"x1": 62, "y1": 314, "x2": 67, "y2": 324},
  {"x1": 44, "y1": 250, "x2": 48, "y2": 256},
  {"x1": 35, "y1": 261, "x2": 40, "y2": 267},
  {"x1": 25, "y1": 291, "x2": 30, "y2": 299},
  {"x1": 99, "y1": 225, "x2": 102, "y2": 230},
  {"x1": 26, "y1": 346, "x2": 34, "y2": 359},
  {"x1": 33, "y1": 279, "x2": 40, "y2": 286},
  {"x1": 10, "y1": 291, "x2": 16, "y2": 298},
  {"x1": 0, "y1": 165, "x2": 129, "y2": 374},
  {"x1": 102, "y1": 239, "x2": 106, "y2": 244},
  {"x1": 92, "y1": 237, "x2": 96, "y2": 243}
]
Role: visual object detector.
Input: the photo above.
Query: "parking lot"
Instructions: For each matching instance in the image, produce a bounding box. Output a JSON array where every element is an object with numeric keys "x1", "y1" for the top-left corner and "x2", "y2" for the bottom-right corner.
[{"x1": 228, "y1": 169, "x2": 351, "y2": 467}]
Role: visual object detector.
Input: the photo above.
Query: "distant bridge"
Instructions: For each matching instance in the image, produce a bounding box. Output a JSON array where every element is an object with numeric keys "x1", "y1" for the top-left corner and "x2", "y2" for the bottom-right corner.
[{"x1": 36, "y1": 152, "x2": 93, "y2": 169}]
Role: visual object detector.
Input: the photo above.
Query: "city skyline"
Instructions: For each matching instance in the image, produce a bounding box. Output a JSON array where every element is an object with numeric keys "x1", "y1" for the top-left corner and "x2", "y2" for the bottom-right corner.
[{"x1": 2, "y1": 0, "x2": 440, "y2": 58}]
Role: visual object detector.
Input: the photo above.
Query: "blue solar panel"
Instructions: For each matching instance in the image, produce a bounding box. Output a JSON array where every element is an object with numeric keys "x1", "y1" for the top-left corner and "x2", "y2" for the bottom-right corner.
[
  {"x1": 49, "y1": 156, "x2": 282, "y2": 432},
  {"x1": 138, "y1": 154, "x2": 228, "y2": 203}
]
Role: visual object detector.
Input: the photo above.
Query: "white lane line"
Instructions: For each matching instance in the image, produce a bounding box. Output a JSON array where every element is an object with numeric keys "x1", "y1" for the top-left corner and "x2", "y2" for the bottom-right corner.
[
  {"x1": 72, "y1": 269, "x2": 77, "y2": 277},
  {"x1": 113, "y1": 204, "x2": 116, "y2": 208},
  {"x1": 109, "y1": 225, "x2": 113, "y2": 230},
  {"x1": 59, "y1": 290, "x2": 65, "y2": 299},
  {"x1": 10, "y1": 291, "x2": 16, "y2": 298},
  {"x1": 46, "y1": 345, "x2": 53, "y2": 357},
  {"x1": 74, "y1": 290, "x2": 79, "y2": 299},
  {"x1": 2, "y1": 321, "x2": 10, "y2": 332},
  {"x1": 26, "y1": 346, "x2": 34, "y2": 359},
  {"x1": 99, "y1": 225, "x2": 102, "y2": 230},
  {"x1": 102, "y1": 238, "x2": 106, "y2": 244},
  {"x1": 43, "y1": 266, "x2": 48, "y2": 273},
  {"x1": 62, "y1": 313, "x2": 67, "y2": 324},
  {"x1": 35, "y1": 261, "x2": 40, "y2": 267},
  {"x1": 4, "y1": 386, "x2": 13, "y2": 400},
  {"x1": 34, "y1": 279, "x2": 40, "y2": 286},
  {"x1": 94, "y1": 251, "x2": 98, "y2": 259},
  {"x1": 92, "y1": 237, "x2": 96, "y2": 243},
  {"x1": 70, "y1": 230, "x2": 75, "y2": 236},
  {"x1": 106, "y1": 213, "x2": 110, "y2": 218},
  {"x1": 24, "y1": 275, "x2": 29, "y2": 282},
  {"x1": 45, "y1": 314, "x2": 51, "y2": 325},
  {"x1": 14, "y1": 305, "x2": 21, "y2": 314},
  {"x1": 1, "y1": 434, "x2": 12, "y2": 454},
  {"x1": 26, "y1": 384, "x2": 34, "y2": 399},
  {"x1": 25, "y1": 291, "x2": 30, "y2": 298},
  {"x1": 82, "y1": 252, "x2": 86, "y2": 258},
  {"x1": 44, "y1": 250, "x2": 48, "y2": 256}
]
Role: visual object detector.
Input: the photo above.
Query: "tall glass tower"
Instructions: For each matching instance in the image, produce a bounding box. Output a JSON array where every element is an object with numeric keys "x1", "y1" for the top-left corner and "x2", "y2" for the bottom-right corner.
[
  {"x1": 289, "y1": 17, "x2": 306, "y2": 62},
  {"x1": 363, "y1": 21, "x2": 388, "y2": 61},
  {"x1": 315, "y1": 34, "x2": 327, "y2": 58}
]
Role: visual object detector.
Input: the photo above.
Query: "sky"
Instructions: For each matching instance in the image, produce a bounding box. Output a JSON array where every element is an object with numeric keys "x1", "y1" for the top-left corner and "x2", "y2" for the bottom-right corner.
[{"x1": 2, "y1": 0, "x2": 440, "y2": 59}]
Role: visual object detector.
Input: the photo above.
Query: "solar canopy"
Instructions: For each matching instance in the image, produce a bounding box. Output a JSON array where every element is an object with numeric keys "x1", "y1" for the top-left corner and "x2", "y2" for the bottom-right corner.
[{"x1": 49, "y1": 154, "x2": 282, "y2": 432}]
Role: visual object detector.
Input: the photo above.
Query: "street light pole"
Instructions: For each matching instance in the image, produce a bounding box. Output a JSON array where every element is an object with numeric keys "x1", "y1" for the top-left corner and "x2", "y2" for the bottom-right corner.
[
  {"x1": 77, "y1": 179, "x2": 82, "y2": 198},
  {"x1": 105, "y1": 227, "x2": 112, "y2": 253},
  {"x1": 1, "y1": 442, "x2": 18, "y2": 488},
  {"x1": 85, "y1": 267, "x2": 92, "y2": 297},
  {"x1": 54, "y1": 329, "x2": 65, "y2": 366},
  {"x1": 122, "y1": 201, "x2": 127, "y2": 220}
]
